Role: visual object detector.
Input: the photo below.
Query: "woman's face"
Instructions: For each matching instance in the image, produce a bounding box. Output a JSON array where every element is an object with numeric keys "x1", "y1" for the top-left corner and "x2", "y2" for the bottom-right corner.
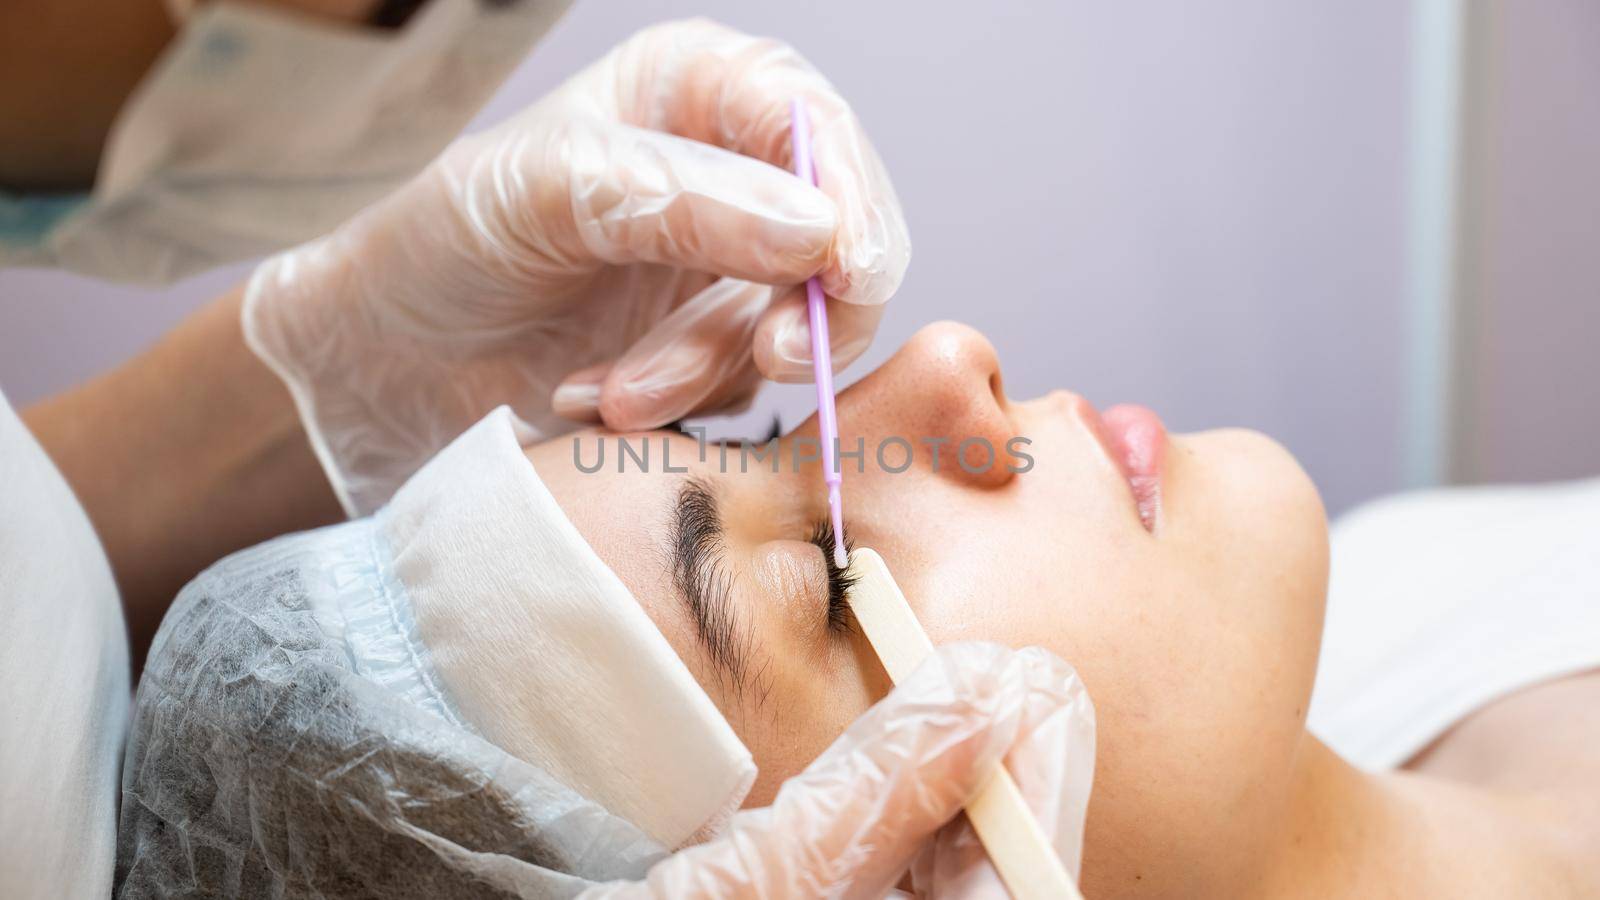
[{"x1": 530, "y1": 322, "x2": 1329, "y2": 885}]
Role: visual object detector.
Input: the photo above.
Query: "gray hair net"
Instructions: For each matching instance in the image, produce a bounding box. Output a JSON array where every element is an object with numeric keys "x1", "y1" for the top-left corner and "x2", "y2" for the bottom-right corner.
[{"x1": 115, "y1": 517, "x2": 661, "y2": 898}]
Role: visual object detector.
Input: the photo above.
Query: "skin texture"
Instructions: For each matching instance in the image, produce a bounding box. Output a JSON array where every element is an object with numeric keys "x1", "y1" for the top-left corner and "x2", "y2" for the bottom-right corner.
[
  {"x1": 4, "y1": 2, "x2": 1594, "y2": 884},
  {"x1": 533, "y1": 321, "x2": 1328, "y2": 894},
  {"x1": 531, "y1": 322, "x2": 1600, "y2": 898}
]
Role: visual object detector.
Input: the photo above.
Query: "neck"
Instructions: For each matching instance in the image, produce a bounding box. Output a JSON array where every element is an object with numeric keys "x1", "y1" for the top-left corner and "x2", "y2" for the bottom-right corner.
[{"x1": 1257, "y1": 735, "x2": 1592, "y2": 898}]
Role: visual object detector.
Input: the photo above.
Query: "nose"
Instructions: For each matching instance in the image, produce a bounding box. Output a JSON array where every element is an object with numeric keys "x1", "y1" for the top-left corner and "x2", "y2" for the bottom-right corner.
[{"x1": 834, "y1": 321, "x2": 1017, "y2": 488}]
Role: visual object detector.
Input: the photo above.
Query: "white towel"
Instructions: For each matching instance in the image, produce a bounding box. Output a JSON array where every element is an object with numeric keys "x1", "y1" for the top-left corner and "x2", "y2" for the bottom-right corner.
[
  {"x1": 1309, "y1": 477, "x2": 1600, "y2": 769},
  {"x1": 381, "y1": 408, "x2": 754, "y2": 847}
]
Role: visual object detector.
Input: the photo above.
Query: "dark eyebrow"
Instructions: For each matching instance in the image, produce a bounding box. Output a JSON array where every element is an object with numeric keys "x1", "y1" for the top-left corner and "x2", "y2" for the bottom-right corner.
[{"x1": 670, "y1": 478, "x2": 751, "y2": 689}]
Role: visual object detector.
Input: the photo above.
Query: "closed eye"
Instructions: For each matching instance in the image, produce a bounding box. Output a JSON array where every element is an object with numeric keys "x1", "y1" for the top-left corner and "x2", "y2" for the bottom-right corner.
[{"x1": 807, "y1": 519, "x2": 857, "y2": 634}]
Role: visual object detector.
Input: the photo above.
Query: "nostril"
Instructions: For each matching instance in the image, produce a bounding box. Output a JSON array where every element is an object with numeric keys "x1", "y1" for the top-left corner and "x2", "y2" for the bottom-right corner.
[{"x1": 987, "y1": 370, "x2": 1004, "y2": 404}]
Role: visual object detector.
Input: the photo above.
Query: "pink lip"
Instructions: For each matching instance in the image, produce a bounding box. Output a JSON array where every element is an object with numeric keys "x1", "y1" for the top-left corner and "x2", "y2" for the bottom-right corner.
[{"x1": 1079, "y1": 400, "x2": 1166, "y2": 531}]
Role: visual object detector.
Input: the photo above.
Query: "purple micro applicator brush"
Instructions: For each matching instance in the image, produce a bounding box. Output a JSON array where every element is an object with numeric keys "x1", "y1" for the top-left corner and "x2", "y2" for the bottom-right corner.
[{"x1": 788, "y1": 99, "x2": 848, "y2": 570}]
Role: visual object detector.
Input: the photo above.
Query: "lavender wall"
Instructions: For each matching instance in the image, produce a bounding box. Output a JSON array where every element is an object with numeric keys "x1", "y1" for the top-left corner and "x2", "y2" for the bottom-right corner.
[
  {"x1": 10, "y1": 2, "x2": 1577, "y2": 515},
  {"x1": 1464, "y1": 1, "x2": 1600, "y2": 484}
]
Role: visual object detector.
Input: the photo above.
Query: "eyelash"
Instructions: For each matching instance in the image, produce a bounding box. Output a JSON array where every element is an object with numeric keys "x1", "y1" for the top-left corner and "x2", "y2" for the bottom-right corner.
[
  {"x1": 808, "y1": 520, "x2": 858, "y2": 633},
  {"x1": 672, "y1": 420, "x2": 851, "y2": 634}
]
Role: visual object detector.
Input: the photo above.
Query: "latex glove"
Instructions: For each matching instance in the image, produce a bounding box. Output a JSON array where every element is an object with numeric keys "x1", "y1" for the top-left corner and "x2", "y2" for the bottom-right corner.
[
  {"x1": 243, "y1": 17, "x2": 910, "y2": 516},
  {"x1": 582, "y1": 642, "x2": 1096, "y2": 899},
  {"x1": 910, "y1": 646, "x2": 1098, "y2": 898}
]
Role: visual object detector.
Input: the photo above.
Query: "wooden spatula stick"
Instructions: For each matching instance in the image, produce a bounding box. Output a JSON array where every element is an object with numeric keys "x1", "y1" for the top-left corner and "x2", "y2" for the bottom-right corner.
[{"x1": 845, "y1": 548, "x2": 1084, "y2": 900}]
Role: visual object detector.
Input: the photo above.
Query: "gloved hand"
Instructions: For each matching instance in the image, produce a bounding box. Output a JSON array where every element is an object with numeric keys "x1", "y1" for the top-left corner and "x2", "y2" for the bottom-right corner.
[
  {"x1": 243, "y1": 17, "x2": 910, "y2": 516},
  {"x1": 581, "y1": 642, "x2": 1096, "y2": 899}
]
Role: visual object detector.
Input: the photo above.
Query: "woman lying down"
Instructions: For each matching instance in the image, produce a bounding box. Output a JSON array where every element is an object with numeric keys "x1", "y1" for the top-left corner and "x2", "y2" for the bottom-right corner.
[{"x1": 118, "y1": 323, "x2": 1600, "y2": 898}]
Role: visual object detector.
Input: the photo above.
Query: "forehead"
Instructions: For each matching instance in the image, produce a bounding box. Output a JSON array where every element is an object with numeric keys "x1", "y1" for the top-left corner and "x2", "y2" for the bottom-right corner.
[{"x1": 524, "y1": 430, "x2": 706, "y2": 665}]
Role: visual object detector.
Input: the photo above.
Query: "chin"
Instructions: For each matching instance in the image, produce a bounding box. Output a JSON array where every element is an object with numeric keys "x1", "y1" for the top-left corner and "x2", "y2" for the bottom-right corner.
[{"x1": 1177, "y1": 427, "x2": 1330, "y2": 607}]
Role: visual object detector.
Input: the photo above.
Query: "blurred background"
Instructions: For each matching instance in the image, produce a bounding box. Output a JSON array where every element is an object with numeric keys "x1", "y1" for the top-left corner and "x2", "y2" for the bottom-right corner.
[{"x1": 1, "y1": 0, "x2": 1595, "y2": 514}]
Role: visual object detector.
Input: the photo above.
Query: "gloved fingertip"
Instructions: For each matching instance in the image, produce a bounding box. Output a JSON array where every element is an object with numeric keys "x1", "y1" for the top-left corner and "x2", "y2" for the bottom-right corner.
[
  {"x1": 829, "y1": 329, "x2": 871, "y2": 368},
  {"x1": 821, "y1": 229, "x2": 911, "y2": 307},
  {"x1": 770, "y1": 319, "x2": 815, "y2": 371},
  {"x1": 552, "y1": 381, "x2": 604, "y2": 423},
  {"x1": 597, "y1": 388, "x2": 676, "y2": 434},
  {"x1": 789, "y1": 182, "x2": 840, "y2": 235},
  {"x1": 820, "y1": 266, "x2": 890, "y2": 309},
  {"x1": 756, "y1": 325, "x2": 860, "y2": 383},
  {"x1": 760, "y1": 198, "x2": 837, "y2": 283},
  {"x1": 759, "y1": 361, "x2": 819, "y2": 384}
]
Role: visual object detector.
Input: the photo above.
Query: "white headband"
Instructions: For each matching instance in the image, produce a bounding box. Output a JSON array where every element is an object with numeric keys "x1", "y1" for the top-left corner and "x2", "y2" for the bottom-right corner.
[{"x1": 379, "y1": 408, "x2": 754, "y2": 847}]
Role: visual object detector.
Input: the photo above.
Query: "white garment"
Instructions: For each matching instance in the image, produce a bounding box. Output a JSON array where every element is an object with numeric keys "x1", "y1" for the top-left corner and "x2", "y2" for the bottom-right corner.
[
  {"x1": 0, "y1": 391, "x2": 129, "y2": 899},
  {"x1": 1308, "y1": 477, "x2": 1600, "y2": 769},
  {"x1": 0, "y1": 0, "x2": 569, "y2": 285},
  {"x1": 380, "y1": 407, "x2": 755, "y2": 847}
]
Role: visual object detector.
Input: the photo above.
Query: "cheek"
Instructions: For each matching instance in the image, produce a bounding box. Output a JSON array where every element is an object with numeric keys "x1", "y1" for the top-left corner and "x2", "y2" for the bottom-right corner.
[
  {"x1": 735, "y1": 548, "x2": 892, "y2": 807},
  {"x1": 736, "y1": 629, "x2": 888, "y2": 807},
  {"x1": 889, "y1": 485, "x2": 1149, "y2": 665}
]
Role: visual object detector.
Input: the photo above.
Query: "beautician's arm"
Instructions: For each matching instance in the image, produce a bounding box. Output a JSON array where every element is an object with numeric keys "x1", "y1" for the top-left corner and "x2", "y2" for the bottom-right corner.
[{"x1": 24, "y1": 287, "x2": 342, "y2": 667}]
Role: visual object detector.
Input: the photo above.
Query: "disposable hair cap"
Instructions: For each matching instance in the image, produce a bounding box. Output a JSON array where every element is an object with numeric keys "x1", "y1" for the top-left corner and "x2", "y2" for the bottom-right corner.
[{"x1": 117, "y1": 408, "x2": 753, "y2": 897}]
